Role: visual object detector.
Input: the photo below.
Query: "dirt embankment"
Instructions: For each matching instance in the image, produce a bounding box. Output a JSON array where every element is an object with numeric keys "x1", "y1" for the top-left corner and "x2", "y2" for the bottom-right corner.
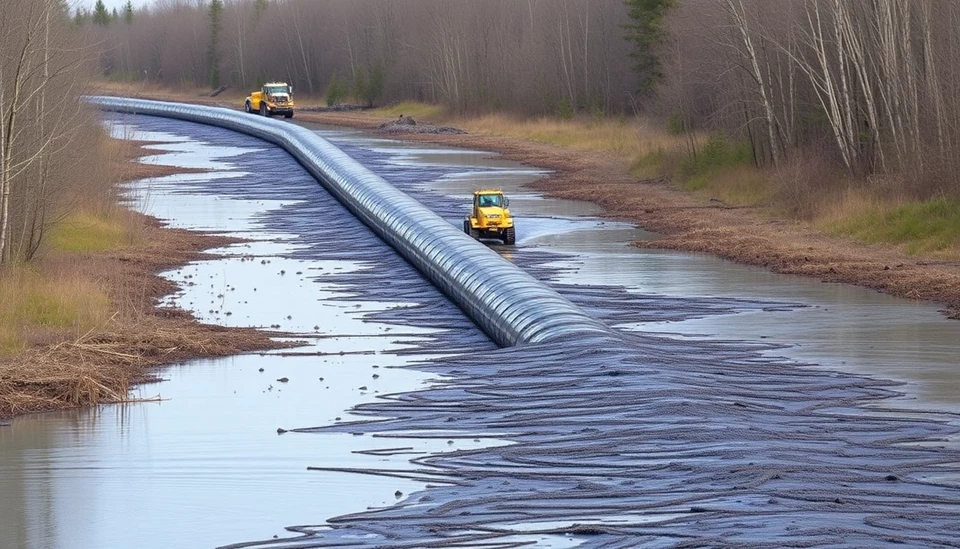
[{"x1": 0, "y1": 142, "x2": 289, "y2": 420}]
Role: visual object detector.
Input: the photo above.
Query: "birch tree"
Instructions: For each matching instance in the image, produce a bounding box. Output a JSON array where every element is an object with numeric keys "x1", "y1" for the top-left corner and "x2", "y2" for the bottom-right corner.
[
  {"x1": 720, "y1": 0, "x2": 781, "y2": 166},
  {"x1": 1, "y1": 0, "x2": 88, "y2": 264}
]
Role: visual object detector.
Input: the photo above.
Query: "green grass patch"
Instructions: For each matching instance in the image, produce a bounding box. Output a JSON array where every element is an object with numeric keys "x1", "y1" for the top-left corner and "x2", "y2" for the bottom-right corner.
[
  {"x1": 670, "y1": 133, "x2": 772, "y2": 205},
  {"x1": 826, "y1": 197, "x2": 960, "y2": 255},
  {"x1": 707, "y1": 166, "x2": 776, "y2": 206},
  {"x1": 48, "y1": 212, "x2": 128, "y2": 253},
  {"x1": 678, "y1": 134, "x2": 752, "y2": 186},
  {"x1": 0, "y1": 266, "x2": 112, "y2": 356},
  {"x1": 21, "y1": 291, "x2": 85, "y2": 328}
]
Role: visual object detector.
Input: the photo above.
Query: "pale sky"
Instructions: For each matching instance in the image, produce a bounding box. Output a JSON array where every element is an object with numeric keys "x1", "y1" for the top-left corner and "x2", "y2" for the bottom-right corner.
[{"x1": 80, "y1": 0, "x2": 152, "y2": 13}]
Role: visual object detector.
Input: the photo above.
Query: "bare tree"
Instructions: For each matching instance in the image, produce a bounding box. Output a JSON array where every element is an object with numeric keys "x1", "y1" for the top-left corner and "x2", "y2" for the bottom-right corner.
[{"x1": 1, "y1": 0, "x2": 92, "y2": 264}]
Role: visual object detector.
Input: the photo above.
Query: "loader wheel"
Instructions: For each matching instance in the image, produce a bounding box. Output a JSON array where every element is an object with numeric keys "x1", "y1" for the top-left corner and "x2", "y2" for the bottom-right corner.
[
  {"x1": 260, "y1": 103, "x2": 268, "y2": 116},
  {"x1": 462, "y1": 219, "x2": 471, "y2": 235},
  {"x1": 244, "y1": 101, "x2": 252, "y2": 113},
  {"x1": 469, "y1": 227, "x2": 480, "y2": 240},
  {"x1": 284, "y1": 112, "x2": 294, "y2": 119},
  {"x1": 503, "y1": 227, "x2": 516, "y2": 245}
]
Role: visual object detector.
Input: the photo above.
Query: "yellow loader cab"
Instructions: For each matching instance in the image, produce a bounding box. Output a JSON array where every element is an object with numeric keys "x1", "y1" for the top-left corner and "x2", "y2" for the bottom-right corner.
[
  {"x1": 463, "y1": 189, "x2": 516, "y2": 245},
  {"x1": 245, "y1": 82, "x2": 295, "y2": 118}
]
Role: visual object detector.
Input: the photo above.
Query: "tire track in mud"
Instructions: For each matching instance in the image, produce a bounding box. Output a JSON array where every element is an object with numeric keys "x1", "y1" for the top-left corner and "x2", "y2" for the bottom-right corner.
[{"x1": 120, "y1": 114, "x2": 960, "y2": 548}]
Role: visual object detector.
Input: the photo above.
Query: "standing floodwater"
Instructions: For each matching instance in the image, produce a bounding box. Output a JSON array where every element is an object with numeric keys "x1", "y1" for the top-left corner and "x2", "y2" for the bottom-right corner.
[
  {"x1": 324, "y1": 129, "x2": 960, "y2": 412},
  {"x1": 3, "y1": 114, "x2": 960, "y2": 548}
]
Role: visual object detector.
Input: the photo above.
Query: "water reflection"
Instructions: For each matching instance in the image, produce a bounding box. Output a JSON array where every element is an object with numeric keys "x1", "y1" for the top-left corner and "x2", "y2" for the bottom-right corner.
[{"x1": 338, "y1": 132, "x2": 960, "y2": 413}]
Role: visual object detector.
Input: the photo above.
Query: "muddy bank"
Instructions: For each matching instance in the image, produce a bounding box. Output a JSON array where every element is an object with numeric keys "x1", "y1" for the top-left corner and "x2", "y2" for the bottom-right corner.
[
  {"x1": 0, "y1": 141, "x2": 286, "y2": 420},
  {"x1": 289, "y1": 109, "x2": 960, "y2": 320}
]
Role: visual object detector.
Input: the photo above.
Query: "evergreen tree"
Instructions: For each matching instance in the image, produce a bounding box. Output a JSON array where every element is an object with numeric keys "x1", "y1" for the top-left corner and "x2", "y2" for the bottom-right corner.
[
  {"x1": 326, "y1": 74, "x2": 348, "y2": 107},
  {"x1": 353, "y1": 68, "x2": 368, "y2": 106},
  {"x1": 73, "y1": 8, "x2": 88, "y2": 26},
  {"x1": 254, "y1": 0, "x2": 268, "y2": 18},
  {"x1": 621, "y1": 0, "x2": 675, "y2": 95},
  {"x1": 207, "y1": 0, "x2": 224, "y2": 88},
  {"x1": 92, "y1": 0, "x2": 110, "y2": 26},
  {"x1": 365, "y1": 61, "x2": 386, "y2": 108},
  {"x1": 123, "y1": 1, "x2": 134, "y2": 24}
]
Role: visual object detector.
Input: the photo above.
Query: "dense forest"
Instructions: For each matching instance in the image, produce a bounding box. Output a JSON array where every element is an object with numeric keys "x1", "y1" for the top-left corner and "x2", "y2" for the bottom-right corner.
[
  {"x1": 89, "y1": 0, "x2": 638, "y2": 115},
  {"x1": 84, "y1": 0, "x2": 960, "y2": 199},
  {"x1": 4, "y1": 0, "x2": 958, "y2": 265}
]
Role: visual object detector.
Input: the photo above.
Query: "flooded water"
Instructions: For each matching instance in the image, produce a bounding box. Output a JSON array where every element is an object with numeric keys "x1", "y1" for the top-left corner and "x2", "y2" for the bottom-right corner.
[
  {"x1": 1, "y1": 116, "x2": 503, "y2": 548},
  {"x1": 320, "y1": 129, "x2": 960, "y2": 412},
  {"x1": 2, "y1": 114, "x2": 959, "y2": 548}
]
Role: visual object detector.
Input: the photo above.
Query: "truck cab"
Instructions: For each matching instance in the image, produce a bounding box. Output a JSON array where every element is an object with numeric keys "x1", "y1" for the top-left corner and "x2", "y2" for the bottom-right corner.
[
  {"x1": 463, "y1": 189, "x2": 516, "y2": 245},
  {"x1": 246, "y1": 82, "x2": 294, "y2": 118}
]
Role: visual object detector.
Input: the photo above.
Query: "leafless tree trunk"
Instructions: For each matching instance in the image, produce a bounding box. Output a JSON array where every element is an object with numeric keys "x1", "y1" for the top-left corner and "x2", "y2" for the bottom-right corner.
[
  {"x1": 721, "y1": 0, "x2": 781, "y2": 166},
  {"x1": 1, "y1": 0, "x2": 93, "y2": 264}
]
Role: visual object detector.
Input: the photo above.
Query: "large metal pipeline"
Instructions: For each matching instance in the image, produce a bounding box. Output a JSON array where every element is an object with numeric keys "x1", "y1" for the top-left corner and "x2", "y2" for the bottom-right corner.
[{"x1": 89, "y1": 97, "x2": 612, "y2": 347}]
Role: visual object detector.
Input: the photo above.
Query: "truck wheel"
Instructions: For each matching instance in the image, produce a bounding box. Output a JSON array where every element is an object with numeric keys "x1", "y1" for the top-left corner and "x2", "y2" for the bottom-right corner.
[
  {"x1": 284, "y1": 112, "x2": 294, "y2": 119},
  {"x1": 503, "y1": 227, "x2": 516, "y2": 245},
  {"x1": 260, "y1": 103, "x2": 268, "y2": 116}
]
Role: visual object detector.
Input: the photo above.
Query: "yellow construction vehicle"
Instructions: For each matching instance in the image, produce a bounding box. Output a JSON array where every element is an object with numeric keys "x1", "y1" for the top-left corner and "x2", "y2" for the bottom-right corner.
[
  {"x1": 245, "y1": 82, "x2": 295, "y2": 118},
  {"x1": 463, "y1": 189, "x2": 515, "y2": 245}
]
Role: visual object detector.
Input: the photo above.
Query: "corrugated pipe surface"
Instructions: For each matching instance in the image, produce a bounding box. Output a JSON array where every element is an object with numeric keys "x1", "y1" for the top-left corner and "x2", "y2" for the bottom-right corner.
[{"x1": 89, "y1": 96, "x2": 612, "y2": 347}]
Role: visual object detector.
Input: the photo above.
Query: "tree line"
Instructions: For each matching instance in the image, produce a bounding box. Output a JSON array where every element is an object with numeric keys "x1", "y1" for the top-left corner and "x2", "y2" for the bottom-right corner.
[
  {"x1": 660, "y1": 0, "x2": 960, "y2": 196},
  {"x1": 89, "y1": 0, "x2": 638, "y2": 115},
  {"x1": 90, "y1": 0, "x2": 960, "y2": 198}
]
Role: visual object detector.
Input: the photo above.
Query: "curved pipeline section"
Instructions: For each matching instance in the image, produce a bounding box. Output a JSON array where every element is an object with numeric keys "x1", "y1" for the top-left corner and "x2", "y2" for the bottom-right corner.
[{"x1": 89, "y1": 96, "x2": 613, "y2": 347}]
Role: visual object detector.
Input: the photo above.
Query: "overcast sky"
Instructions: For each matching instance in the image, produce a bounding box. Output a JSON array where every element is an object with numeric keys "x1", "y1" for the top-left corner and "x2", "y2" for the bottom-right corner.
[{"x1": 81, "y1": 0, "x2": 152, "y2": 12}]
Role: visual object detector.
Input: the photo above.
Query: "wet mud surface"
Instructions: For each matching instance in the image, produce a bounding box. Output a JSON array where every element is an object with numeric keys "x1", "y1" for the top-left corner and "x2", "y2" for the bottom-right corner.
[
  {"x1": 212, "y1": 125, "x2": 959, "y2": 546},
  {"x1": 6, "y1": 114, "x2": 960, "y2": 548}
]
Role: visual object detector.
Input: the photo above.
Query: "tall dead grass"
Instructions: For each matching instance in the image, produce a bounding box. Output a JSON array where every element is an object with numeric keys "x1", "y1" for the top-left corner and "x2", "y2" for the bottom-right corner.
[
  {"x1": 0, "y1": 315, "x2": 283, "y2": 418},
  {"x1": 0, "y1": 266, "x2": 113, "y2": 355},
  {"x1": 373, "y1": 103, "x2": 692, "y2": 179}
]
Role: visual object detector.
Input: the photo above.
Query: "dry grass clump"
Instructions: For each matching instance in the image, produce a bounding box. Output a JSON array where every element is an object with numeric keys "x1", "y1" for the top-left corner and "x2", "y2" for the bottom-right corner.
[
  {"x1": 0, "y1": 316, "x2": 285, "y2": 418},
  {"x1": 372, "y1": 102, "x2": 689, "y2": 176},
  {"x1": 0, "y1": 130, "x2": 289, "y2": 420},
  {"x1": 463, "y1": 113, "x2": 687, "y2": 167}
]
